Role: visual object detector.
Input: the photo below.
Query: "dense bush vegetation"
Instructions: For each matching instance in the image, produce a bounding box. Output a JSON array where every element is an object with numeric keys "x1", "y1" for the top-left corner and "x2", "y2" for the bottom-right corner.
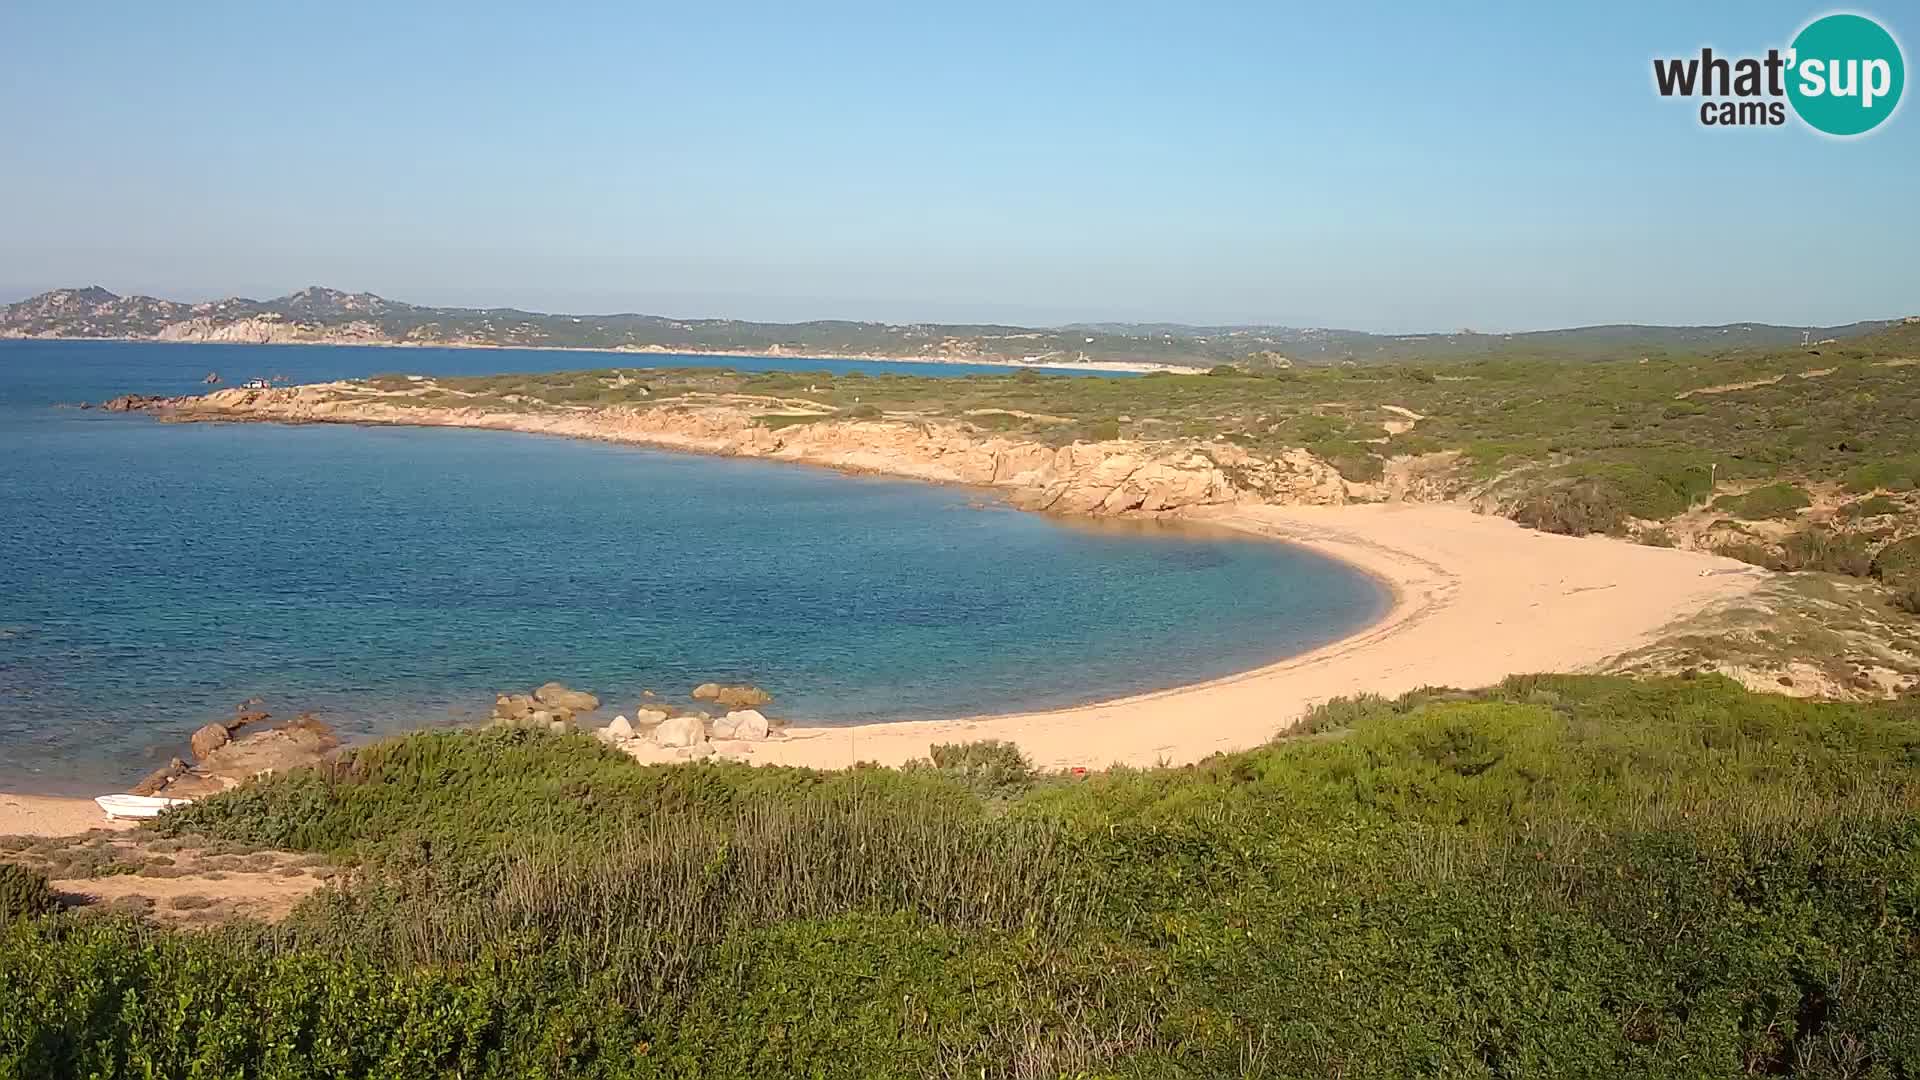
[
  {"x1": 0, "y1": 864, "x2": 55, "y2": 922},
  {"x1": 7, "y1": 676, "x2": 1920, "y2": 1076},
  {"x1": 1714, "y1": 481, "x2": 1812, "y2": 520}
]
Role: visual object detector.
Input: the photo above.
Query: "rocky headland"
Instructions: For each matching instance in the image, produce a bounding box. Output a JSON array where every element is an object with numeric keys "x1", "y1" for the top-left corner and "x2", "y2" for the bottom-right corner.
[{"x1": 109, "y1": 382, "x2": 1354, "y2": 517}]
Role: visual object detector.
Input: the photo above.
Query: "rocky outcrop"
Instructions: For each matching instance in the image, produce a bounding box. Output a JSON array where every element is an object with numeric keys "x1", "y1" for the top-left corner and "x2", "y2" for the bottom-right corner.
[
  {"x1": 189, "y1": 723, "x2": 230, "y2": 759},
  {"x1": 691, "y1": 683, "x2": 772, "y2": 708},
  {"x1": 534, "y1": 683, "x2": 599, "y2": 714},
  {"x1": 114, "y1": 386, "x2": 1355, "y2": 520},
  {"x1": 154, "y1": 316, "x2": 387, "y2": 345},
  {"x1": 490, "y1": 682, "x2": 599, "y2": 729},
  {"x1": 144, "y1": 716, "x2": 342, "y2": 798}
]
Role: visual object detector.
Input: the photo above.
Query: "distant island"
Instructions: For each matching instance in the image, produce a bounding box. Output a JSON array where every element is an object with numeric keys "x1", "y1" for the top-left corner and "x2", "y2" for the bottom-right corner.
[{"x1": 1, "y1": 285, "x2": 1901, "y2": 366}]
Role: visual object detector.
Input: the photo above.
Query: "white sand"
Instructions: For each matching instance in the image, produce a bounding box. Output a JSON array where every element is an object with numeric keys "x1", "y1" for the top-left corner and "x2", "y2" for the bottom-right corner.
[{"x1": 629, "y1": 503, "x2": 1766, "y2": 771}]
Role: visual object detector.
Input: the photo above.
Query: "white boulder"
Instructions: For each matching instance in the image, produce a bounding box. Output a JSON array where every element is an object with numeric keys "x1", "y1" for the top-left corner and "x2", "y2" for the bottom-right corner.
[
  {"x1": 721, "y1": 709, "x2": 770, "y2": 740},
  {"x1": 653, "y1": 715, "x2": 706, "y2": 749}
]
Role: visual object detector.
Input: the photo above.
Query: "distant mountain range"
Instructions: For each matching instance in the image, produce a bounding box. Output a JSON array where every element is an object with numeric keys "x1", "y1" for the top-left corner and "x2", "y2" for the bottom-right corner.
[{"x1": 0, "y1": 286, "x2": 1904, "y2": 366}]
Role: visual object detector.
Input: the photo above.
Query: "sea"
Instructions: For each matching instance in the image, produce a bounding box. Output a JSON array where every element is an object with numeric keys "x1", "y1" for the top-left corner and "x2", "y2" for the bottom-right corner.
[{"x1": 0, "y1": 339, "x2": 1388, "y2": 792}]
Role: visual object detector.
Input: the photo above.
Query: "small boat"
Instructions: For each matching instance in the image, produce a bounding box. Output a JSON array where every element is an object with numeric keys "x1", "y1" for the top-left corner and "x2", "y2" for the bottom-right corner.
[
  {"x1": 94, "y1": 793, "x2": 193, "y2": 820},
  {"x1": 239, "y1": 378, "x2": 272, "y2": 390}
]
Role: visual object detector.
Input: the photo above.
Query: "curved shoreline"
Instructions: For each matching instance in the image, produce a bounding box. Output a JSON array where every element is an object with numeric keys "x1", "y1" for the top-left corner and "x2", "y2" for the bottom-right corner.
[
  {"x1": 623, "y1": 501, "x2": 1765, "y2": 770},
  {"x1": 134, "y1": 394, "x2": 1766, "y2": 768},
  {"x1": 0, "y1": 395, "x2": 1768, "y2": 834}
]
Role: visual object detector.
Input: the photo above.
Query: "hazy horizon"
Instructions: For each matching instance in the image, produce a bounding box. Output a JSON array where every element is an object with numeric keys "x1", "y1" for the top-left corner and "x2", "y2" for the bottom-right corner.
[
  {"x1": 0, "y1": 279, "x2": 1911, "y2": 337},
  {"x1": 5, "y1": 1, "x2": 1914, "y2": 333}
]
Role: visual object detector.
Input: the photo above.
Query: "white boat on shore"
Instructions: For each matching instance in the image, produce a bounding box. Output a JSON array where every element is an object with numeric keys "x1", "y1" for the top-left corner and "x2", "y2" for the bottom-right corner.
[{"x1": 94, "y1": 793, "x2": 192, "y2": 820}]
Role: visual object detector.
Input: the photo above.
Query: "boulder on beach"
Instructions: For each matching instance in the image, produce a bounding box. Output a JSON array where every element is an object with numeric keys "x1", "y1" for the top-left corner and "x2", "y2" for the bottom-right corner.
[
  {"x1": 653, "y1": 715, "x2": 706, "y2": 749},
  {"x1": 534, "y1": 683, "x2": 599, "y2": 714},
  {"x1": 632, "y1": 708, "x2": 670, "y2": 728},
  {"x1": 712, "y1": 709, "x2": 770, "y2": 741},
  {"x1": 190, "y1": 723, "x2": 230, "y2": 760},
  {"x1": 603, "y1": 715, "x2": 635, "y2": 742}
]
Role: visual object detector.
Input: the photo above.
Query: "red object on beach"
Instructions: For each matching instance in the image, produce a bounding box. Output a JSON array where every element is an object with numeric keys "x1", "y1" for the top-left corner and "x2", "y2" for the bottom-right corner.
[{"x1": 1071, "y1": 766, "x2": 1088, "y2": 777}]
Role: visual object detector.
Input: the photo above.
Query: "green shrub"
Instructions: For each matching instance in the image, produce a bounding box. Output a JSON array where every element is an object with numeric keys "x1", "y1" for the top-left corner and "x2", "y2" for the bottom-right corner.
[
  {"x1": 1845, "y1": 456, "x2": 1920, "y2": 493},
  {"x1": 844, "y1": 403, "x2": 882, "y2": 419},
  {"x1": 1874, "y1": 536, "x2": 1920, "y2": 586},
  {"x1": 1775, "y1": 527, "x2": 1875, "y2": 576},
  {"x1": 1713, "y1": 482, "x2": 1812, "y2": 520},
  {"x1": 1511, "y1": 480, "x2": 1627, "y2": 536},
  {"x1": 1084, "y1": 419, "x2": 1121, "y2": 441},
  {"x1": 1310, "y1": 442, "x2": 1385, "y2": 483},
  {"x1": 21, "y1": 678, "x2": 1920, "y2": 1078},
  {"x1": 0, "y1": 864, "x2": 55, "y2": 921},
  {"x1": 1839, "y1": 494, "x2": 1903, "y2": 519},
  {"x1": 909, "y1": 740, "x2": 1037, "y2": 797}
]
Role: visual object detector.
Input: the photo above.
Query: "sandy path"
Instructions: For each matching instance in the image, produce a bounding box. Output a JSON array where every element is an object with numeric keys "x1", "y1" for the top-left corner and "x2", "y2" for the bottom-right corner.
[{"x1": 626, "y1": 502, "x2": 1766, "y2": 771}]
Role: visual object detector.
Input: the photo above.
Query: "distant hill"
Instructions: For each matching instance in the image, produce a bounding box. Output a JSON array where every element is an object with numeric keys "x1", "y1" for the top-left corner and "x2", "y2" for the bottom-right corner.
[{"x1": 0, "y1": 285, "x2": 1904, "y2": 366}]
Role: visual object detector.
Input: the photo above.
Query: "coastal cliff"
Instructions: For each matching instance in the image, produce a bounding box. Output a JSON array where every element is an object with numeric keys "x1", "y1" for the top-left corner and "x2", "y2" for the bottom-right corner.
[{"x1": 119, "y1": 383, "x2": 1354, "y2": 517}]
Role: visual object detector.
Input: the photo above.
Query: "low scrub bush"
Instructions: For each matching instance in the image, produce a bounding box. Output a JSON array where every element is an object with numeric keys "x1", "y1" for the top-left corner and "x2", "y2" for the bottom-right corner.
[
  {"x1": 1714, "y1": 482, "x2": 1812, "y2": 520},
  {"x1": 1874, "y1": 536, "x2": 1920, "y2": 587},
  {"x1": 14, "y1": 677, "x2": 1920, "y2": 1077},
  {"x1": 1776, "y1": 527, "x2": 1875, "y2": 576},
  {"x1": 0, "y1": 864, "x2": 55, "y2": 922},
  {"x1": 1511, "y1": 480, "x2": 1627, "y2": 536},
  {"x1": 909, "y1": 740, "x2": 1037, "y2": 797},
  {"x1": 1845, "y1": 455, "x2": 1920, "y2": 493},
  {"x1": 1840, "y1": 494, "x2": 1903, "y2": 519}
]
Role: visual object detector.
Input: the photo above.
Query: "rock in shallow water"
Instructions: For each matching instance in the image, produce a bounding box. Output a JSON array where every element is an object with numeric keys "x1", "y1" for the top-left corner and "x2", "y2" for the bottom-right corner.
[
  {"x1": 535, "y1": 683, "x2": 599, "y2": 714},
  {"x1": 189, "y1": 722, "x2": 230, "y2": 760}
]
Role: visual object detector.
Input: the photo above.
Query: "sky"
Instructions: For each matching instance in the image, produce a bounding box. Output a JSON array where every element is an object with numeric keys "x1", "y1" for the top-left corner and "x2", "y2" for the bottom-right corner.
[{"x1": 2, "y1": 1, "x2": 1914, "y2": 332}]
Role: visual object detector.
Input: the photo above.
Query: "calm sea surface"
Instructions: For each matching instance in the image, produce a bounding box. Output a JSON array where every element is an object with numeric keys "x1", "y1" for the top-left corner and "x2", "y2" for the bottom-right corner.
[{"x1": 0, "y1": 340, "x2": 1387, "y2": 792}]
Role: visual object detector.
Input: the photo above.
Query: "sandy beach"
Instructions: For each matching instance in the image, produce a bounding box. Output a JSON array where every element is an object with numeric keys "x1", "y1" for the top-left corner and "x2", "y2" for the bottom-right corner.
[
  {"x1": 613, "y1": 501, "x2": 1767, "y2": 772},
  {"x1": 0, "y1": 793, "x2": 132, "y2": 837}
]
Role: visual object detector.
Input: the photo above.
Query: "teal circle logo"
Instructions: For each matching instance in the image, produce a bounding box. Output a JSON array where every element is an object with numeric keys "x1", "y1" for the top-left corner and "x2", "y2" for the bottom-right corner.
[{"x1": 1787, "y1": 13, "x2": 1905, "y2": 136}]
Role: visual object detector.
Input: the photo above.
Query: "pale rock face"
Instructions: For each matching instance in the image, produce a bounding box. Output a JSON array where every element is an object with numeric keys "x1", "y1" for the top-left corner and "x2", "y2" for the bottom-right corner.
[
  {"x1": 653, "y1": 715, "x2": 707, "y2": 748},
  {"x1": 605, "y1": 715, "x2": 635, "y2": 741},
  {"x1": 147, "y1": 391, "x2": 1357, "y2": 519},
  {"x1": 720, "y1": 709, "x2": 770, "y2": 740},
  {"x1": 632, "y1": 708, "x2": 670, "y2": 728}
]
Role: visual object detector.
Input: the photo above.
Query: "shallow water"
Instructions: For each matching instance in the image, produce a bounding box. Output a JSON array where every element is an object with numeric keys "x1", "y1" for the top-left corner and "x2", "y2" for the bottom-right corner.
[{"x1": 0, "y1": 340, "x2": 1387, "y2": 792}]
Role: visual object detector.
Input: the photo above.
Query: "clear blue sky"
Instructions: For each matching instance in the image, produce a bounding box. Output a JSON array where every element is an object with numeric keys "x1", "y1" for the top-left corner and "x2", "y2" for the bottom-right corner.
[{"x1": 2, "y1": 1, "x2": 1913, "y2": 331}]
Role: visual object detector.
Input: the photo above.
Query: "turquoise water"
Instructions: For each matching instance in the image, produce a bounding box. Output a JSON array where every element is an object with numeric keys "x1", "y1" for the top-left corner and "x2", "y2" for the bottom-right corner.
[{"x1": 0, "y1": 340, "x2": 1388, "y2": 792}]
